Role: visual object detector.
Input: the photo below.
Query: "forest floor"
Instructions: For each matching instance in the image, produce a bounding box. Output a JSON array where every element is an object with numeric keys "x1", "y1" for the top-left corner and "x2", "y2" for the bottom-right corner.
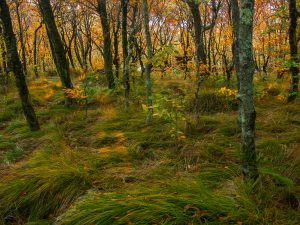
[{"x1": 0, "y1": 72, "x2": 299, "y2": 225}]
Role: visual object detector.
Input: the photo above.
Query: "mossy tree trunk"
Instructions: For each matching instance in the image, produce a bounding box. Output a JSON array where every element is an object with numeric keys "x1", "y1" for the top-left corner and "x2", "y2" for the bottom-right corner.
[
  {"x1": 97, "y1": 0, "x2": 115, "y2": 89},
  {"x1": 142, "y1": 0, "x2": 153, "y2": 123},
  {"x1": 236, "y1": 0, "x2": 258, "y2": 180},
  {"x1": 0, "y1": 0, "x2": 40, "y2": 131},
  {"x1": 287, "y1": 0, "x2": 299, "y2": 102},
  {"x1": 37, "y1": 0, "x2": 74, "y2": 105},
  {"x1": 231, "y1": 0, "x2": 240, "y2": 90}
]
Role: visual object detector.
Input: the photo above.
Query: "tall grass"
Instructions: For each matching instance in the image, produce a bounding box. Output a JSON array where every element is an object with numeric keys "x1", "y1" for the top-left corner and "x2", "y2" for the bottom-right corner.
[
  {"x1": 57, "y1": 179, "x2": 258, "y2": 225},
  {"x1": 0, "y1": 147, "x2": 105, "y2": 222}
]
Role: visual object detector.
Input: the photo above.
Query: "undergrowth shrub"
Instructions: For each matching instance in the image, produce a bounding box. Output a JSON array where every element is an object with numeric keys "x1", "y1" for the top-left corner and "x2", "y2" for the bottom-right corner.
[{"x1": 187, "y1": 90, "x2": 238, "y2": 114}]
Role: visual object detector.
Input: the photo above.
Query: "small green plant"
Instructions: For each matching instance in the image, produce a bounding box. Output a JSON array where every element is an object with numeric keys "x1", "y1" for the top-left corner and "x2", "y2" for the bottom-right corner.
[{"x1": 143, "y1": 93, "x2": 186, "y2": 146}]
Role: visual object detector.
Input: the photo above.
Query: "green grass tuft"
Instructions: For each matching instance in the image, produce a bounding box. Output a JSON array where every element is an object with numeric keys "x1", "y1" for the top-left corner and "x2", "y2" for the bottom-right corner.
[
  {"x1": 0, "y1": 147, "x2": 107, "y2": 222},
  {"x1": 57, "y1": 179, "x2": 255, "y2": 225}
]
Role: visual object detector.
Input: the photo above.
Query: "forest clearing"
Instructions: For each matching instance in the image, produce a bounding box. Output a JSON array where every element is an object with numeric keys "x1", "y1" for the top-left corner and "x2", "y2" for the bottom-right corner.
[{"x1": 0, "y1": 0, "x2": 299, "y2": 224}]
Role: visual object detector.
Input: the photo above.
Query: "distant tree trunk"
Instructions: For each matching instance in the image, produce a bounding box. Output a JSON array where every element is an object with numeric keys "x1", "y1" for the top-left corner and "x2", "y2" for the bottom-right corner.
[
  {"x1": 186, "y1": 0, "x2": 219, "y2": 99},
  {"x1": 142, "y1": 0, "x2": 153, "y2": 123},
  {"x1": 33, "y1": 22, "x2": 43, "y2": 78},
  {"x1": 74, "y1": 33, "x2": 84, "y2": 69},
  {"x1": 123, "y1": 1, "x2": 138, "y2": 111},
  {"x1": 121, "y1": 0, "x2": 128, "y2": 62},
  {"x1": 187, "y1": 1, "x2": 206, "y2": 83},
  {"x1": 287, "y1": 0, "x2": 299, "y2": 102},
  {"x1": 97, "y1": 0, "x2": 115, "y2": 89},
  {"x1": 37, "y1": 0, "x2": 74, "y2": 105},
  {"x1": 112, "y1": 14, "x2": 121, "y2": 78},
  {"x1": 15, "y1": 1, "x2": 27, "y2": 75},
  {"x1": 77, "y1": 31, "x2": 88, "y2": 71},
  {"x1": 0, "y1": 0, "x2": 40, "y2": 131},
  {"x1": 133, "y1": 36, "x2": 145, "y2": 76},
  {"x1": 121, "y1": 0, "x2": 130, "y2": 107},
  {"x1": 236, "y1": 0, "x2": 258, "y2": 180}
]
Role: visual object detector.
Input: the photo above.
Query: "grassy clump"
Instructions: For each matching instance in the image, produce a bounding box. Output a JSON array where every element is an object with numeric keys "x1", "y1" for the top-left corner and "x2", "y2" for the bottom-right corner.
[
  {"x1": 57, "y1": 179, "x2": 254, "y2": 225},
  {"x1": 0, "y1": 99, "x2": 23, "y2": 122},
  {"x1": 187, "y1": 91, "x2": 238, "y2": 114},
  {"x1": 0, "y1": 147, "x2": 106, "y2": 223},
  {"x1": 1, "y1": 146, "x2": 24, "y2": 165},
  {"x1": 91, "y1": 135, "x2": 119, "y2": 148}
]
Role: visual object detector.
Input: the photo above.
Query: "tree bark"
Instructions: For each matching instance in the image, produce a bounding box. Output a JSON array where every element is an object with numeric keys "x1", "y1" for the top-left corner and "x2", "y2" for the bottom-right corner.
[
  {"x1": 0, "y1": 26, "x2": 8, "y2": 86},
  {"x1": 123, "y1": 1, "x2": 138, "y2": 111},
  {"x1": 33, "y1": 22, "x2": 43, "y2": 78},
  {"x1": 142, "y1": 0, "x2": 153, "y2": 123},
  {"x1": 232, "y1": 0, "x2": 240, "y2": 90},
  {"x1": 187, "y1": 1, "x2": 206, "y2": 80},
  {"x1": 0, "y1": 0, "x2": 40, "y2": 131},
  {"x1": 37, "y1": 0, "x2": 74, "y2": 105},
  {"x1": 15, "y1": 1, "x2": 27, "y2": 75},
  {"x1": 97, "y1": 0, "x2": 115, "y2": 89},
  {"x1": 287, "y1": 0, "x2": 299, "y2": 102},
  {"x1": 236, "y1": 0, "x2": 258, "y2": 180},
  {"x1": 121, "y1": 0, "x2": 128, "y2": 62},
  {"x1": 121, "y1": 0, "x2": 130, "y2": 107},
  {"x1": 113, "y1": 17, "x2": 120, "y2": 78}
]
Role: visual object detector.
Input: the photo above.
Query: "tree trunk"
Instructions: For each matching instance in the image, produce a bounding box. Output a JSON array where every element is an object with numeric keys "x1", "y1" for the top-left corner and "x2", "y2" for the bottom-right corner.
[
  {"x1": 121, "y1": 0, "x2": 130, "y2": 107},
  {"x1": 15, "y1": 2, "x2": 27, "y2": 75},
  {"x1": 123, "y1": 1, "x2": 138, "y2": 111},
  {"x1": 37, "y1": 0, "x2": 74, "y2": 105},
  {"x1": 0, "y1": 27, "x2": 8, "y2": 86},
  {"x1": 187, "y1": 1, "x2": 206, "y2": 82},
  {"x1": 236, "y1": 0, "x2": 258, "y2": 180},
  {"x1": 287, "y1": 0, "x2": 299, "y2": 102},
  {"x1": 133, "y1": 36, "x2": 145, "y2": 76},
  {"x1": 97, "y1": 0, "x2": 115, "y2": 89},
  {"x1": 0, "y1": 0, "x2": 40, "y2": 131},
  {"x1": 33, "y1": 22, "x2": 43, "y2": 78},
  {"x1": 113, "y1": 14, "x2": 120, "y2": 78},
  {"x1": 121, "y1": 0, "x2": 129, "y2": 62},
  {"x1": 142, "y1": 0, "x2": 153, "y2": 123},
  {"x1": 232, "y1": 0, "x2": 240, "y2": 90}
]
